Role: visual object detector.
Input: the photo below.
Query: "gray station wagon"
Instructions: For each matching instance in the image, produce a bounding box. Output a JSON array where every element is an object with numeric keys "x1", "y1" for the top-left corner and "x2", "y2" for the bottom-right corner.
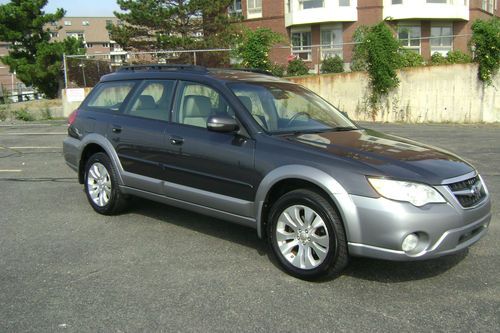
[{"x1": 63, "y1": 65, "x2": 491, "y2": 279}]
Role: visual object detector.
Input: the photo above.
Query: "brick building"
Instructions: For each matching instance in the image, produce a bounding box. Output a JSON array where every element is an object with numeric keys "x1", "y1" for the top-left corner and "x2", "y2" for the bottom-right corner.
[{"x1": 235, "y1": 0, "x2": 499, "y2": 68}]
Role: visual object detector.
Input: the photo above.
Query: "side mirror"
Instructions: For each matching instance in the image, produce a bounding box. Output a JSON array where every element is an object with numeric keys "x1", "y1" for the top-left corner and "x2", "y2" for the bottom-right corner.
[{"x1": 207, "y1": 115, "x2": 239, "y2": 133}]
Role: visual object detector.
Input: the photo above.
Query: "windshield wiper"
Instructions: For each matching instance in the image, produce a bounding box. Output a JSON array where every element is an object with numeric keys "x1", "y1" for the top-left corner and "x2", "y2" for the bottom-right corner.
[{"x1": 331, "y1": 126, "x2": 358, "y2": 132}]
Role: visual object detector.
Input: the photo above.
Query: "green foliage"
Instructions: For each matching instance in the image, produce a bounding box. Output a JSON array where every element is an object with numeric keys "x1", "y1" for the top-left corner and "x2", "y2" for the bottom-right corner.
[
  {"x1": 234, "y1": 28, "x2": 283, "y2": 70},
  {"x1": 471, "y1": 18, "x2": 500, "y2": 85},
  {"x1": 364, "y1": 23, "x2": 401, "y2": 105},
  {"x1": 14, "y1": 107, "x2": 34, "y2": 121},
  {"x1": 270, "y1": 63, "x2": 286, "y2": 77},
  {"x1": 446, "y1": 50, "x2": 472, "y2": 64},
  {"x1": 321, "y1": 56, "x2": 344, "y2": 74},
  {"x1": 0, "y1": 0, "x2": 85, "y2": 98},
  {"x1": 287, "y1": 58, "x2": 309, "y2": 76},
  {"x1": 42, "y1": 107, "x2": 52, "y2": 120},
  {"x1": 399, "y1": 49, "x2": 424, "y2": 68},
  {"x1": 109, "y1": 0, "x2": 241, "y2": 52},
  {"x1": 350, "y1": 26, "x2": 370, "y2": 72},
  {"x1": 430, "y1": 52, "x2": 449, "y2": 65},
  {"x1": 0, "y1": 105, "x2": 9, "y2": 121}
]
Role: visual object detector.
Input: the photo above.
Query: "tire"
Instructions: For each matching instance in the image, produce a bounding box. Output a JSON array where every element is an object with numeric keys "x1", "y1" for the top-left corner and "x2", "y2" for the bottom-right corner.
[
  {"x1": 84, "y1": 152, "x2": 127, "y2": 215},
  {"x1": 267, "y1": 189, "x2": 349, "y2": 280}
]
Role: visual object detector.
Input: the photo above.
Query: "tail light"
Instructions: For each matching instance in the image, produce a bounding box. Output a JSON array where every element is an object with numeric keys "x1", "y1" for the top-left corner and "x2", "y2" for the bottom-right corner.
[{"x1": 68, "y1": 109, "x2": 79, "y2": 126}]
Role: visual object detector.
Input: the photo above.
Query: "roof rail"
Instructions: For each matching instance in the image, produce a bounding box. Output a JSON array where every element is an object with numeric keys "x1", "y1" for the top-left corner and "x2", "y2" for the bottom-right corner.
[
  {"x1": 230, "y1": 68, "x2": 275, "y2": 76},
  {"x1": 117, "y1": 64, "x2": 207, "y2": 73}
]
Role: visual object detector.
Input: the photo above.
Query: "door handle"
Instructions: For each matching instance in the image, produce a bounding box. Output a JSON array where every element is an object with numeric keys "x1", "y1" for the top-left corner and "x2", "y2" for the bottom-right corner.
[
  {"x1": 169, "y1": 135, "x2": 184, "y2": 145},
  {"x1": 111, "y1": 125, "x2": 122, "y2": 133}
]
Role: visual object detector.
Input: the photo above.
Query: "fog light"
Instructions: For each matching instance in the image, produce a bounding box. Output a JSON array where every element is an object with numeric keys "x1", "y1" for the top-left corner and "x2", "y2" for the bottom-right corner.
[{"x1": 402, "y1": 233, "x2": 419, "y2": 252}]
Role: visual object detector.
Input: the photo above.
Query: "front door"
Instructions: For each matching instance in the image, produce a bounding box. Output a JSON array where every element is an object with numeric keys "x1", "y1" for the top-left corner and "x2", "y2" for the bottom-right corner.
[{"x1": 164, "y1": 81, "x2": 259, "y2": 209}]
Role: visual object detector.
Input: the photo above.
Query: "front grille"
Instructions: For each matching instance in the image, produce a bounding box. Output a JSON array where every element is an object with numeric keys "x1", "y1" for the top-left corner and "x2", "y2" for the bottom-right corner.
[{"x1": 447, "y1": 175, "x2": 486, "y2": 208}]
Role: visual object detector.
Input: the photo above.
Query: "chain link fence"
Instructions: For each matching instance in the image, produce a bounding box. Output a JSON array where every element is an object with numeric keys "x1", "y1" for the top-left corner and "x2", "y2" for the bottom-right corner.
[{"x1": 64, "y1": 49, "x2": 234, "y2": 89}]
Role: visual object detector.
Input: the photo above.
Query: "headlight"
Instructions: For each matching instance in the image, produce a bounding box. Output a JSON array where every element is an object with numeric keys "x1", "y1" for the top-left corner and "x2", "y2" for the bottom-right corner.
[{"x1": 368, "y1": 178, "x2": 446, "y2": 207}]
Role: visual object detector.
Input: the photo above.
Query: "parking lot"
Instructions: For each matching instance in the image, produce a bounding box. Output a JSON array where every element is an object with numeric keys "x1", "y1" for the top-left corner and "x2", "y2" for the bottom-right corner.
[{"x1": 0, "y1": 121, "x2": 499, "y2": 332}]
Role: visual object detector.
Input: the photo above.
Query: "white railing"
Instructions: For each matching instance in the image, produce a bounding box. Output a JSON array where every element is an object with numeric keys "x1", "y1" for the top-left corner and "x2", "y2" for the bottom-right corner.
[
  {"x1": 285, "y1": 0, "x2": 358, "y2": 27},
  {"x1": 383, "y1": 0, "x2": 469, "y2": 21}
]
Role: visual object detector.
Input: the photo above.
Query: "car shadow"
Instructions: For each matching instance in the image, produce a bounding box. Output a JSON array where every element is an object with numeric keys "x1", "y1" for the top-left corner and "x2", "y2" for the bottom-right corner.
[
  {"x1": 343, "y1": 250, "x2": 469, "y2": 283},
  {"x1": 126, "y1": 198, "x2": 268, "y2": 256},
  {"x1": 125, "y1": 198, "x2": 469, "y2": 282}
]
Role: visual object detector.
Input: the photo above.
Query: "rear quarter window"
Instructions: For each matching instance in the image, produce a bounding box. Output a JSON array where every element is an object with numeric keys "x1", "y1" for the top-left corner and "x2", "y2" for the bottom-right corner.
[{"x1": 85, "y1": 81, "x2": 136, "y2": 110}]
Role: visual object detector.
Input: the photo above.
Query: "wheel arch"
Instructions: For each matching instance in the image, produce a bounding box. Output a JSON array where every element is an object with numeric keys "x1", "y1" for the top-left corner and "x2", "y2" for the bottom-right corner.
[
  {"x1": 255, "y1": 165, "x2": 355, "y2": 240},
  {"x1": 78, "y1": 134, "x2": 124, "y2": 185}
]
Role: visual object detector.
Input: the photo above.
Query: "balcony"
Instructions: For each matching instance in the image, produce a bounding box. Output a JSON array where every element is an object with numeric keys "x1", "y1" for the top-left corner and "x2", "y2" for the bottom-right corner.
[
  {"x1": 383, "y1": 0, "x2": 469, "y2": 21},
  {"x1": 285, "y1": 0, "x2": 357, "y2": 27}
]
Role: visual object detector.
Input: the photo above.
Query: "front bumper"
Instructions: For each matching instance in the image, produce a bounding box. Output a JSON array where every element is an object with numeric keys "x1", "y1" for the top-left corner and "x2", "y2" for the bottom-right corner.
[{"x1": 343, "y1": 187, "x2": 491, "y2": 261}]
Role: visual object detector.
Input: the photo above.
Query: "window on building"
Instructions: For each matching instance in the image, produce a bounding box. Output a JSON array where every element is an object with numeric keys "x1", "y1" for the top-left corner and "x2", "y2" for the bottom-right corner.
[
  {"x1": 103, "y1": 43, "x2": 110, "y2": 48},
  {"x1": 82, "y1": 20, "x2": 90, "y2": 26},
  {"x1": 320, "y1": 25, "x2": 343, "y2": 59},
  {"x1": 427, "y1": 0, "x2": 447, "y2": 3},
  {"x1": 247, "y1": 0, "x2": 262, "y2": 18},
  {"x1": 228, "y1": 0, "x2": 242, "y2": 15},
  {"x1": 299, "y1": 0, "x2": 324, "y2": 10},
  {"x1": 487, "y1": 0, "x2": 495, "y2": 12},
  {"x1": 398, "y1": 25, "x2": 421, "y2": 53},
  {"x1": 86, "y1": 43, "x2": 93, "y2": 48},
  {"x1": 291, "y1": 30, "x2": 312, "y2": 61},
  {"x1": 339, "y1": 0, "x2": 350, "y2": 6},
  {"x1": 67, "y1": 32, "x2": 85, "y2": 40},
  {"x1": 64, "y1": 20, "x2": 72, "y2": 26},
  {"x1": 392, "y1": 0, "x2": 403, "y2": 4},
  {"x1": 50, "y1": 21, "x2": 58, "y2": 26},
  {"x1": 431, "y1": 24, "x2": 453, "y2": 56}
]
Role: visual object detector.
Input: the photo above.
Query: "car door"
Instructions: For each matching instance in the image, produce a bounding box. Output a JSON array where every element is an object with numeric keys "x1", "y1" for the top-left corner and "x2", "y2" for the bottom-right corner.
[
  {"x1": 107, "y1": 79, "x2": 177, "y2": 194},
  {"x1": 162, "y1": 81, "x2": 260, "y2": 216}
]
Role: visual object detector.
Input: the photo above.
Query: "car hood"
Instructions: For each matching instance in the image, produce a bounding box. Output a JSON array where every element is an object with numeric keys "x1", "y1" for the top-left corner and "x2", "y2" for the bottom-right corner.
[{"x1": 285, "y1": 128, "x2": 474, "y2": 184}]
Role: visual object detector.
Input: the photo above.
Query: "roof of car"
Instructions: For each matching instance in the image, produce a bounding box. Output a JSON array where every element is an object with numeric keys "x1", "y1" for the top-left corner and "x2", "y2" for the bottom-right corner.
[{"x1": 100, "y1": 64, "x2": 290, "y2": 84}]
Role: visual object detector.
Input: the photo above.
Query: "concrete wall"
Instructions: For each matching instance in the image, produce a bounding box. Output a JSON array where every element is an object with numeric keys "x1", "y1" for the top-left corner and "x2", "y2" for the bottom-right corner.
[{"x1": 288, "y1": 63, "x2": 500, "y2": 123}]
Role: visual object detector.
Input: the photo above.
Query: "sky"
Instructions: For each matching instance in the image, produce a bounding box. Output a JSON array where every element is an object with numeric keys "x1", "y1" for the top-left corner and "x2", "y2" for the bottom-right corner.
[{"x1": 0, "y1": 0, "x2": 122, "y2": 17}]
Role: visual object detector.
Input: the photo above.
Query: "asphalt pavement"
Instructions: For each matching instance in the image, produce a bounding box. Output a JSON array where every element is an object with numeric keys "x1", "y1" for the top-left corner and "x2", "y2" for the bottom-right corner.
[{"x1": 0, "y1": 121, "x2": 498, "y2": 332}]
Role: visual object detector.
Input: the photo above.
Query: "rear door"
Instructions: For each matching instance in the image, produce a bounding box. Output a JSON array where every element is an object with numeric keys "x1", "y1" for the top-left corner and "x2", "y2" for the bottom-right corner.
[{"x1": 107, "y1": 79, "x2": 177, "y2": 193}]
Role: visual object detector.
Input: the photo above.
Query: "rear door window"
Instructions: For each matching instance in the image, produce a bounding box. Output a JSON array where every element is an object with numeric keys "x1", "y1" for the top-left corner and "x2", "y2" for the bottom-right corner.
[
  {"x1": 124, "y1": 80, "x2": 176, "y2": 121},
  {"x1": 85, "y1": 81, "x2": 136, "y2": 111}
]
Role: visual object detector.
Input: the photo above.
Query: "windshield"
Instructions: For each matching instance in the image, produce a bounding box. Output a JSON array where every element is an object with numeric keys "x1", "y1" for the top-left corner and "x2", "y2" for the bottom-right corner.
[{"x1": 228, "y1": 82, "x2": 356, "y2": 134}]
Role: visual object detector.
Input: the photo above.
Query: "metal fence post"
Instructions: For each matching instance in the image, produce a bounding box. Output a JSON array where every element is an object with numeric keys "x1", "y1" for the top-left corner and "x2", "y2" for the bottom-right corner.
[
  {"x1": 193, "y1": 51, "x2": 197, "y2": 65},
  {"x1": 63, "y1": 53, "x2": 68, "y2": 89}
]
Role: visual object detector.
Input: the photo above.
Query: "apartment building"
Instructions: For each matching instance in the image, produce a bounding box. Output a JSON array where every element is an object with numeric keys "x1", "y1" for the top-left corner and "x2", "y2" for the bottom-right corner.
[
  {"x1": 237, "y1": 0, "x2": 499, "y2": 68},
  {"x1": 48, "y1": 17, "x2": 127, "y2": 65},
  {"x1": 0, "y1": 42, "x2": 24, "y2": 96}
]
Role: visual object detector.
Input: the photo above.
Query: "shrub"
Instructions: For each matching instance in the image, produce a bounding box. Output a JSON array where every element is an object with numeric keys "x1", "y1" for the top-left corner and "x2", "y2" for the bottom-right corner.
[
  {"x1": 287, "y1": 58, "x2": 309, "y2": 76},
  {"x1": 0, "y1": 105, "x2": 9, "y2": 121},
  {"x1": 471, "y1": 18, "x2": 500, "y2": 85},
  {"x1": 42, "y1": 107, "x2": 53, "y2": 120},
  {"x1": 350, "y1": 26, "x2": 370, "y2": 72},
  {"x1": 234, "y1": 28, "x2": 283, "y2": 71},
  {"x1": 14, "y1": 107, "x2": 34, "y2": 121},
  {"x1": 446, "y1": 50, "x2": 472, "y2": 64},
  {"x1": 321, "y1": 55, "x2": 344, "y2": 74},
  {"x1": 430, "y1": 52, "x2": 449, "y2": 65},
  {"x1": 399, "y1": 49, "x2": 424, "y2": 68},
  {"x1": 270, "y1": 63, "x2": 286, "y2": 77}
]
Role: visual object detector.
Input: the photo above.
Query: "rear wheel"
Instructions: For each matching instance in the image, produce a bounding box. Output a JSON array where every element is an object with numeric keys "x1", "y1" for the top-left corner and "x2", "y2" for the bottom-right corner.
[
  {"x1": 84, "y1": 152, "x2": 126, "y2": 215},
  {"x1": 267, "y1": 189, "x2": 348, "y2": 280}
]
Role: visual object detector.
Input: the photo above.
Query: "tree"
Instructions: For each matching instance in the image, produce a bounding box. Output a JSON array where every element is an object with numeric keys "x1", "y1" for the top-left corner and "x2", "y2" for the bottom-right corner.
[
  {"x1": 0, "y1": 0, "x2": 84, "y2": 98},
  {"x1": 233, "y1": 28, "x2": 283, "y2": 70},
  {"x1": 108, "y1": 0, "x2": 241, "y2": 51}
]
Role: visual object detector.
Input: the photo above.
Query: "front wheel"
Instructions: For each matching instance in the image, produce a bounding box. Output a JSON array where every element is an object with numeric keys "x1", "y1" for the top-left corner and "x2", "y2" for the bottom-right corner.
[
  {"x1": 267, "y1": 189, "x2": 349, "y2": 280},
  {"x1": 84, "y1": 152, "x2": 127, "y2": 215}
]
